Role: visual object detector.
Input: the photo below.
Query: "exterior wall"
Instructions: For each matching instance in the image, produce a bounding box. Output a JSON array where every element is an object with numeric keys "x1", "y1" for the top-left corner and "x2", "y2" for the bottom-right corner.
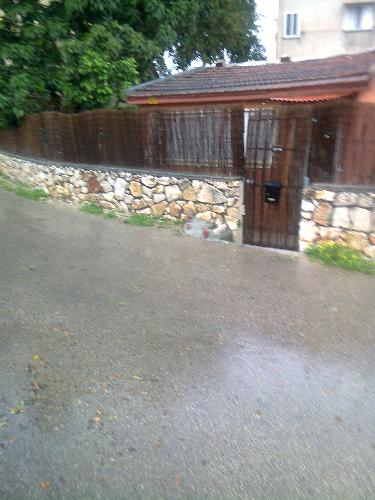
[
  {"x1": 299, "y1": 187, "x2": 375, "y2": 257},
  {"x1": 277, "y1": 0, "x2": 375, "y2": 60},
  {"x1": 0, "y1": 153, "x2": 242, "y2": 241},
  {"x1": 357, "y1": 74, "x2": 375, "y2": 102}
]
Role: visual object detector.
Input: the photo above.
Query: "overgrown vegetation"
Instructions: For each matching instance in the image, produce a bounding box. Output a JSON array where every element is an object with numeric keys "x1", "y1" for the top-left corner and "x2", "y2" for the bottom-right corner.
[
  {"x1": 123, "y1": 214, "x2": 184, "y2": 229},
  {"x1": 0, "y1": 1, "x2": 263, "y2": 128},
  {"x1": 0, "y1": 173, "x2": 48, "y2": 201},
  {"x1": 306, "y1": 241, "x2": 375, "y2": 275}
]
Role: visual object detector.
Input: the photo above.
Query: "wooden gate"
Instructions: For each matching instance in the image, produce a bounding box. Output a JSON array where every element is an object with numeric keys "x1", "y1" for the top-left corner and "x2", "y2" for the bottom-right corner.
[{"x1": 242, "y1": 107, "x2": 309, "y2": 250}]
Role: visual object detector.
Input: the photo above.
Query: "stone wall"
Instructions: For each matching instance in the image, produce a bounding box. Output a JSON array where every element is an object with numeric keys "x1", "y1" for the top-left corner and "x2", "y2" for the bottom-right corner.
[
  {"x1": 0, "y1": 153, "x2": 242, "y2": 241},
  {"x1": 299, "y1": 187, "x2": 375, "y2": 258}
]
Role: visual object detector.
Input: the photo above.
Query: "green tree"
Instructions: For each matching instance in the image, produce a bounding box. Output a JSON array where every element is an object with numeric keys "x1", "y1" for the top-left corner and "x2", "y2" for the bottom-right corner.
[
  {"x1": 171, "y1": 0, "x2": 263, "y2": 68},
  {"x1": 0, "y1": 0, "x2": 263, "y2": 128}
]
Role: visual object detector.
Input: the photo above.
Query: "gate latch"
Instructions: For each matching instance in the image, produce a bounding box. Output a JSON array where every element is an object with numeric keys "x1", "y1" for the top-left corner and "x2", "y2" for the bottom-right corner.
[{"x1": 264, "y1": 181, "x2": 281, "y2": 204}]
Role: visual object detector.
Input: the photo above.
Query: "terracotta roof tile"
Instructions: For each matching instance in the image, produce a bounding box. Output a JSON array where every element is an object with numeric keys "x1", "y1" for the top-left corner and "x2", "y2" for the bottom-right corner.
[{"x1": 127, "y1": 50, "x2": 375, "y2": 100}]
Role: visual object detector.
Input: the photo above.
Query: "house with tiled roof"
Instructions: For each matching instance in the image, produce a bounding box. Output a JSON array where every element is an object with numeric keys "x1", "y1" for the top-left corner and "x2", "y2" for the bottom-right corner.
[
  {"x1": 125, "y1": 50, "x2": 375, "y2": 252},
  {"x1": 126, "y1": 49, "x2": 375, "y2": 107}
]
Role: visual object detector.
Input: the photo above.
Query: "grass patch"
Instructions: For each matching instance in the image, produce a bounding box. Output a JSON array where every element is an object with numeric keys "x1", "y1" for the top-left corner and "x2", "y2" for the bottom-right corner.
[
  {"x1": 123, "y1": 214, "x2": 184, "y2": 229},
  {"x1": 80, "y1": 205, "x2": 120, "y2": 220},
  {"x1": 15, "y1": 184, "x2": 48, "y2": 201},
  {"x1": 80, "y1": 206, "x2": 183, "y2": 229},
  {"x1": 80, "y1": 203, "x2": 104, "y2": 216},
  {"x1": 0, "y1": 174, "x2": 48, "y2": 200},
  {"x1": 103, "y1": 210, "x2": 118, "y2": 219},
  {"x1": 306, "y1": 241, "x2": 375, "y2": 275},
  {"x1": 0, "y1": 176, "x2": 15, "y2": 192}
]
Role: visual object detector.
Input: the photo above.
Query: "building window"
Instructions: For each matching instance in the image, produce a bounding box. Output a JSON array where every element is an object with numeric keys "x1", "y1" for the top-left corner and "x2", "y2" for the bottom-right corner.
[
  {"x1": 284, "y1": 12, "x2": 300, "y2": 38},
  {"x1": 343, "y1": 3, "x2": 374, "y2": 31}
]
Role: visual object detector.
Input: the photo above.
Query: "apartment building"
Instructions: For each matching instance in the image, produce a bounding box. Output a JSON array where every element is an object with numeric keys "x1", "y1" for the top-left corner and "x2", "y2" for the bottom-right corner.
[{"x1": 277, "y1": 0, "x2": 375, "y2": 60}]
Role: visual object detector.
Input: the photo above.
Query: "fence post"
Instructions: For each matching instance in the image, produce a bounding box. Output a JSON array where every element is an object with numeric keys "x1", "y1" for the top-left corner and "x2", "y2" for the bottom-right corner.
[
  {"x1": 139, "y1": 111, "x2": 149, "y2": 168},
  {"x1": 158, "y1": 111, "x2": 168, "y2": 169},
  {"x1": 230, "y1": 108, "x2": 245, "y2": 177},
  {"x1": 40, "y1": 113, "x2": 51, "y2": 159}
]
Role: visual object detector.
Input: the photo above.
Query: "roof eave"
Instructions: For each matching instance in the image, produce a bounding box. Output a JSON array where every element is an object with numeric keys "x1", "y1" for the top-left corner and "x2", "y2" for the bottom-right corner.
[{"x1": 127, "y1": 77, "x2": 369, "y2": 106}]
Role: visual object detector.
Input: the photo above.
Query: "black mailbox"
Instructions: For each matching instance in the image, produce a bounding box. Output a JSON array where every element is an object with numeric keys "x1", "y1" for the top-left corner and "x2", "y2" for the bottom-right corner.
[{"x1": 264, "y1": 181, "x2": 281, "y2": 204}]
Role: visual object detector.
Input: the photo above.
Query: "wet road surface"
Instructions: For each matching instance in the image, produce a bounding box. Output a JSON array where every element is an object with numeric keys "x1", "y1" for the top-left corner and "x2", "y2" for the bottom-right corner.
[{"x1": 0, "y1": 190, "x2": 374, "y2": 498}]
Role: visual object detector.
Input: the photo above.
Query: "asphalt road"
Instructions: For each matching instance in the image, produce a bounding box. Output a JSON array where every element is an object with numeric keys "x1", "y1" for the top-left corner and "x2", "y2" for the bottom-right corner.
[{"x1": 0, "y1": 190, "x2": 374, "y2": 499}]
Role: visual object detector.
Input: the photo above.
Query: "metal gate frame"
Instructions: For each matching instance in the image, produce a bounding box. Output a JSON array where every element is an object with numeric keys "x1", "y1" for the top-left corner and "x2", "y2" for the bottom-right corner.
[{"x1": 241, "y1": 106, "x2": 310, "y2": 250}]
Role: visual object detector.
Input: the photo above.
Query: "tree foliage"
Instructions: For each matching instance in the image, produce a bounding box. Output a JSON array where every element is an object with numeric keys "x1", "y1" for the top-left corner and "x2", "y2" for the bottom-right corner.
[{"x1": 0, "y1": 0, "x2": 263, "y2": 128}]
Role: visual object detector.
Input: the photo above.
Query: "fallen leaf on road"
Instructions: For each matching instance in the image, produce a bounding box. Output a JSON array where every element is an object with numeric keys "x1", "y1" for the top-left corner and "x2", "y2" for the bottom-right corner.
[
  {"x1": 0, "y1": 421, "x2": 7, "y2": 428},
  {"x1": 31, "y1": 381, "x2": 42, "y2": 392},
  {"x1": 9, "y1": 407, "x2": 26, "y2": 414},
  {"x1": 26, "y1": 363, "x2": 37, "y2": 373},
  {"x1": 175, "y1": 474, "x2": 181, "y2": 487},
  {"x1": 131, "y1": 375, "x2": 142, "y2": 381},
  {"x1": 39, "y1": 481, "x2": 51, "y2": 490},
  {"x1": 91, "y1": 415, "x2": 102, "y2": 424},
  {"x1": 88, "y1": 407, "x2": 104, "y2": 428},
  {"x1": 32, "y1": 354, "x2": 42, "y2": 362}
]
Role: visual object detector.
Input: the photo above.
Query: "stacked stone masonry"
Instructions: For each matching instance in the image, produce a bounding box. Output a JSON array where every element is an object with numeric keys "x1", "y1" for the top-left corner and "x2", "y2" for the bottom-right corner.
[
  {"x1": 300, "y1": 187, "x2": 375, "y2": 258},
  {"x1": 0, "y1": 154, "x2": 241, "y2": 241}
]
